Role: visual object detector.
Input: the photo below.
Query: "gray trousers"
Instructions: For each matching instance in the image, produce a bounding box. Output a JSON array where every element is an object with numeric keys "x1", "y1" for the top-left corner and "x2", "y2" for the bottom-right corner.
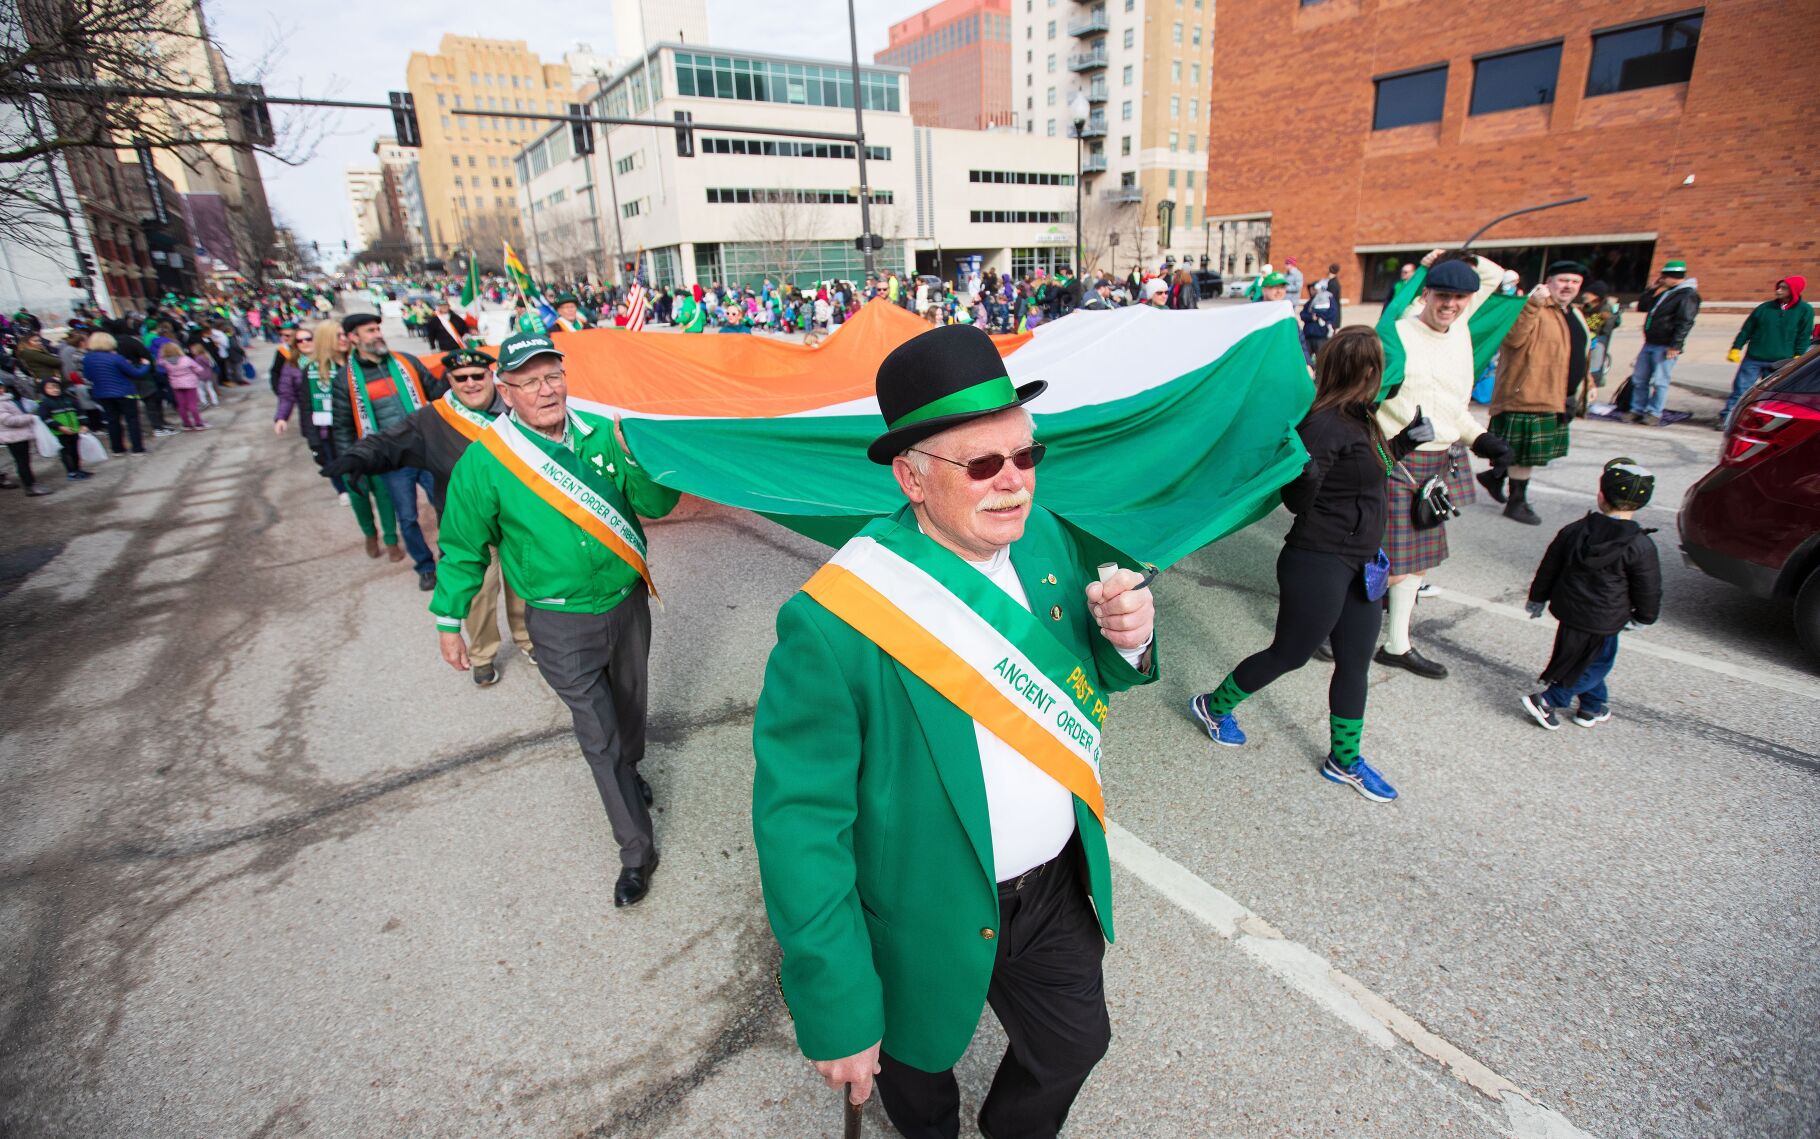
[{"x1": 523, "y1": 587, "x2": 655, "y2": 868}]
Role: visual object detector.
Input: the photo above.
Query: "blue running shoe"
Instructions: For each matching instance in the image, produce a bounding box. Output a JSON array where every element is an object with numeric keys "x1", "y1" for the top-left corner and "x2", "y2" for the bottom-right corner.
[
  {"x1": 1189, "y1": 694, "x2": 1246, "y2": 747},
  {"x1": 1321, "y1": 754, "x2": 1398, "y2": 802}
]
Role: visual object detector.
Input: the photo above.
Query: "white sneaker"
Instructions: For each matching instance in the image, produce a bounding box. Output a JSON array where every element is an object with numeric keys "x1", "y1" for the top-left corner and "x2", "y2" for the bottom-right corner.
[{"x1": 339, "y1": 492, "x2": 350, "y2": 506}]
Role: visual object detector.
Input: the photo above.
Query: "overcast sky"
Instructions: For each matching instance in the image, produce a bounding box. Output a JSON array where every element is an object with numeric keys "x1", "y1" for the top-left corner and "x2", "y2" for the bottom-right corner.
[{"x1": 207, "y1": 0, "x2": 900, "y2": 252}]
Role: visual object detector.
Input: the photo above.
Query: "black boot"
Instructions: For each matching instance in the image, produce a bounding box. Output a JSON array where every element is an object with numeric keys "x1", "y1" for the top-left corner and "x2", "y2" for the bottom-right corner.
[
  {"x1": 1476, "y1": 467, "x2": 1507, "y2": 503},
  {"x1": 1504, "y1": 478, "x2": 1541, "y2": 525}
]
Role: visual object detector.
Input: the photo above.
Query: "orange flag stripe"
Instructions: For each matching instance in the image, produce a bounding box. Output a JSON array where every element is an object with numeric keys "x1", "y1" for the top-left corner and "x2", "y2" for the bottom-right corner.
[
  {"x1": 476, "y1": 429, "x2": 658, "y2": 598},
  {"x1": 432, "y1": 397, "x2": 487, "y2": 442},
  {"x1": 804, "y1": 561, "x2": 1106, "y2": 827}
]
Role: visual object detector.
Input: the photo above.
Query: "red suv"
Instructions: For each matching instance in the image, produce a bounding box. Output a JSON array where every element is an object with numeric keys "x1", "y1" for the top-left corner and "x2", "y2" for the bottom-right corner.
[{"x1": 1680, "y1": 349, "x2": 1820, "y2": 662}]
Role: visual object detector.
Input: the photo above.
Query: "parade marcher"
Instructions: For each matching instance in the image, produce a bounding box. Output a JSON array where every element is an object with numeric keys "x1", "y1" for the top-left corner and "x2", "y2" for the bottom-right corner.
[
  {"x1": 549, "y1": 293, "x2": 594, "y2": 332},
  {"x1": 305, "y1": 320, "x2": 402, "y2": 561},
  {"x1": 1722, "y1": 275, "x2": 1812, "y2": 427},
  {"x1": 1480, "y1": 261, "x2": 1589, "y2": 525},
  {"x1": 1374, "y1": 251, "x2": 1513, "y2": 679},
  {"x1": 1189, "y1": 328, "x2": 1429, "y2": 801},
  {"x1": 330, "y1": 312, "x2": 445, "y2": 590},
  {"x1": 424, "y1": 302, "x2": 472, "y2": 353},
  {"x1": 1521, "y1": 459, "x2": 1661, "y2": 730},
  {"x1": 1625, "y1": 260, "x2": 1700, "y2": 426},
  {"x1": 430, "y1": 331, "x2": 680, "y2": 903},
  {"x1": 326, "y1": 348, "x2": 533, "y2": 687},
  {"x1": 752, "y1": 325, "x2": 1157, "y2": 1137},
  {"x1": 675, "y1": 289, "x2": 707, "y2": 334}
]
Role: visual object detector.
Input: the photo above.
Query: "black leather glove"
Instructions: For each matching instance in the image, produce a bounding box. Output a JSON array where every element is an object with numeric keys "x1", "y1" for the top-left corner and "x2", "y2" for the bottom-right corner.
[
  {"x1": 1391, "y1": 403, "x2": 1436, "y2": 451},
  {"x1": 320, "y1": 454, "x2": 358, "y2": 479},
  {"x1": 1471, "y1": 432, "x2": 1512, "y2": 465}
]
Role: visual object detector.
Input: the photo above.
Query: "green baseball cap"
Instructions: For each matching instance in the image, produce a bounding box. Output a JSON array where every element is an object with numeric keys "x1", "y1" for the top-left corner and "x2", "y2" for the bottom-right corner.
[
  {"x1": 1261, "y1": 272, "x2": 1288, "y2": 287},
  {"x1": 496, "y1": 329, "x2": 564, "y2": 372},
  {"x1": 1662, "y1": 260, "x2": 1687, "y2": 275}
]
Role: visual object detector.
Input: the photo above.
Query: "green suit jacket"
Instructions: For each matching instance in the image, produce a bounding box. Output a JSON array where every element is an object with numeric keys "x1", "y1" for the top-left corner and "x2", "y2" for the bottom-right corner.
[{"x1": 751, "y1": 504, "x2": 1158, "y2": 1072}]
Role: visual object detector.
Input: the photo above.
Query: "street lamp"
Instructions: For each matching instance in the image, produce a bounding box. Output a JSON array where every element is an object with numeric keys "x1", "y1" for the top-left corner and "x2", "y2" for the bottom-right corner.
[{"x1": 1069, "y1": 92, "x2": 1090, "y2": 275}]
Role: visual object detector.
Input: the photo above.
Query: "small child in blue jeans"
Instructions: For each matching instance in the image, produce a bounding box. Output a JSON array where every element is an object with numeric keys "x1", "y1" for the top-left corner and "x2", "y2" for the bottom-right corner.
[{"x1": 1521, "y1": 459, "x2": 1663, "y2": 729}]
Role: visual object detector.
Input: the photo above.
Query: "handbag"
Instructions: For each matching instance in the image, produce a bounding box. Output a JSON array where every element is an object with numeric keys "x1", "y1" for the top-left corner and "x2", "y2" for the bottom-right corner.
[
  {"x1": 1363, "y1": 549, "x2": 1391, "y2": 602},
  {"x1": 1395, "y1": 461, "x2": 1458, "y2": 530}
]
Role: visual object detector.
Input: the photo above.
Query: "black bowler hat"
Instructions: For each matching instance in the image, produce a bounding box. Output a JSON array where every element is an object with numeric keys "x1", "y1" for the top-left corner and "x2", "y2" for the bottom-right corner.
[
  {"x1": 867, "y1": 324, "x2": 1045, "y2": 464},
  {"x1": 342, "y1": 312, "x2": 381, "y2": 334},
  {"x1": 1546, "y1": 260, "x2": 1589, "y2": 279}
]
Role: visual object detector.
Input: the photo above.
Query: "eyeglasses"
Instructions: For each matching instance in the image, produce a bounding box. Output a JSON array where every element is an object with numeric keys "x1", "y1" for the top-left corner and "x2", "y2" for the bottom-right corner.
[
  {"x1": 448, "y1": 369, "x2": 490, "y2": 383},
  {"x1": 495, "y1": 370, "x2": 565, "y2": 392},
  {"x1": 295, "y1": 334, "x2": 314, "y2": 343},
  {"x1": 908, "y1": 443, "x2": 1045, "y2": 481}
]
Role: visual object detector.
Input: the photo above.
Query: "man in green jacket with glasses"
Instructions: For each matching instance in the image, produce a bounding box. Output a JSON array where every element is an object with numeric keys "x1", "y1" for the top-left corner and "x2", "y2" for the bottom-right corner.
[
  {"x1": 753, "y1": 325, "x2": 1158, "y2": 1137},
  {"x1": 430, "y1": 330, "x2": 680, "y2": 907}
]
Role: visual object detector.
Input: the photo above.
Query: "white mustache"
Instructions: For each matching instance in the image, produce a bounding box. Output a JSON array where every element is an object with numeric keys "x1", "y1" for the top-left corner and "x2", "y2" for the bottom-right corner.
[{"x1": 977, "y1": 488, "x2": 1032, "y2": 512}]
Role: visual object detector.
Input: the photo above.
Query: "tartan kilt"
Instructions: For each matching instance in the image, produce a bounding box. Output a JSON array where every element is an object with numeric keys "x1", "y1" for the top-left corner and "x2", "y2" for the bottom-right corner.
[
  {"x1": 1489, "y1": 411, "x2": 1570, "y2": 467},
  {"x1": 1385, "y1": 445, "x2": 1476, "y2": 575}
]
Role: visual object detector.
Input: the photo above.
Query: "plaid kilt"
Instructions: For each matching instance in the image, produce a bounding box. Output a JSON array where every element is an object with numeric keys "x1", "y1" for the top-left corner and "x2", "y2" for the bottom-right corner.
[
  {"x1": 1489, "y1": 411, "x2": 1570, "y2": 467},
  {"x1": 1385, "y1": 445, "x2": 1476, "y2": 575}
]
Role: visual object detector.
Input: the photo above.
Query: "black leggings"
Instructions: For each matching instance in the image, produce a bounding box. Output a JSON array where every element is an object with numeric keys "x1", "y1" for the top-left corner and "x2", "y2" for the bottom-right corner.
[
  {"x1": 5, "y1": 439, "x2": 33, "y2": 488},
  {"x1": 1232, "y1": 544, "x2": 1381, "y2": 720}
]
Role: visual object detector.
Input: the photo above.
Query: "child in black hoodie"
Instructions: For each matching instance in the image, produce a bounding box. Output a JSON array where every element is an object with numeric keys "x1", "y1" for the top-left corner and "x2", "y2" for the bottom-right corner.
[
  {"x1": 34, "y1": 377, "x2": 90, "y2": 480},
  {"x1": 1521, "y1": 458, "x2": 1662, "y2": 728}
]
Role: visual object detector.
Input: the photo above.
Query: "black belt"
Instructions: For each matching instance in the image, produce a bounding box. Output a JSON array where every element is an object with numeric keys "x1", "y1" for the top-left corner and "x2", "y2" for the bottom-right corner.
[{"x1": 998, "y1": 849, "x2": 1065, "y2": 896}]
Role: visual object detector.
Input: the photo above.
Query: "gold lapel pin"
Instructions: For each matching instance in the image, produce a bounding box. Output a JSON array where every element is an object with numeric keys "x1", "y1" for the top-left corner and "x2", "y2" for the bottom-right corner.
[{"x1": 1049, "y1": 605, "x2": 1063, "y2": 621}]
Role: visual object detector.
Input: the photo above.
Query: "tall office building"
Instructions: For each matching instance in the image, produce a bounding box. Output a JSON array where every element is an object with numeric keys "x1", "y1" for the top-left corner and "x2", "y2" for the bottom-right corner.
[
  {"x1": 373, "y1": 138, "x2": 424, "y2": 259},
  {"x1": 876, "y1": 0, "x2": 1016, "y2": 130},
  {"x1": 405, "y1": 36, "x2": 581, "y2": 261},
  {"x1": 344, "y1": 167, "x2": 384, "y2": 251},
  {"x1": 1009, "y1": 0, "x2": 1216, "y2": 273}
]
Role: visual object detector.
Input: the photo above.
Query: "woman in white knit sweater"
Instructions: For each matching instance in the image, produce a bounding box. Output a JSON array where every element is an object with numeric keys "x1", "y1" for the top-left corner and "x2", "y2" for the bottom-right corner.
[{"x1": 1372, "y1": 250, "x2": 1514, "y2": 679}]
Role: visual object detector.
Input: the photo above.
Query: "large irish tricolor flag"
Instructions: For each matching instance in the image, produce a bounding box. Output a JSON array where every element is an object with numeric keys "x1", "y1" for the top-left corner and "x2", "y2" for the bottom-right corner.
[{"x1": 524, "y1": 300, "x2": 1313, "y2": 569}]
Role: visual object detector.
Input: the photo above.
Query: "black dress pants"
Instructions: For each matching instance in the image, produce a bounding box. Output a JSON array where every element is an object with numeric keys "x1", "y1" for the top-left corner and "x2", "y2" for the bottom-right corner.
[{"x1": 875, "y1": 836, "x2": 1110, "y2": 1139}]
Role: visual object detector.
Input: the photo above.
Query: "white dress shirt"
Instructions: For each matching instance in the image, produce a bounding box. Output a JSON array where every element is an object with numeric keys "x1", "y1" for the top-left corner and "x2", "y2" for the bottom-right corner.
[{"x1": 960, "y1": 542, "x2": 1148, "y2": 882}]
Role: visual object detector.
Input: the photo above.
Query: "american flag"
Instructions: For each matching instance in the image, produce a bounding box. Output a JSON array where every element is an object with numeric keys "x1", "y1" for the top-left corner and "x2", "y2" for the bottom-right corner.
[{"x1": 624, "y1": 282, "x2": 647, "y2": 332}]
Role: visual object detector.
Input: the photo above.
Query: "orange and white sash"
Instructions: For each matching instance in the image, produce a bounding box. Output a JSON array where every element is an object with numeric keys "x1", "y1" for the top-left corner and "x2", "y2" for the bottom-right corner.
[
  {"x1": 432, "y1": 390, "x2": 492, "y2": 442},
  {"x1": 803, "y1": 532, "x2": 1105, "y2": 825},
  {"x1": 478, "y1": 412, "x2": 657, "y2": 598}
]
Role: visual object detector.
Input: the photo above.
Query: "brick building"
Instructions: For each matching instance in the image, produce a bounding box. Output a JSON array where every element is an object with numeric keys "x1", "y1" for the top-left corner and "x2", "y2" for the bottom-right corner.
[
  {"x1": 876, "y1": 0, "x2": 1015, "y2": 131},
  {"x1": 1204, "y1": 1, "x2": 1819, "y2": 304}
]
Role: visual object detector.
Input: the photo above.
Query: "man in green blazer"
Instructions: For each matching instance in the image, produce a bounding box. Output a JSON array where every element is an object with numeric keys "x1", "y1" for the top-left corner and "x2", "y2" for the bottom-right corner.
[{"x1": 753, "y1": 325, "x2": 1158, "y2": 1138}]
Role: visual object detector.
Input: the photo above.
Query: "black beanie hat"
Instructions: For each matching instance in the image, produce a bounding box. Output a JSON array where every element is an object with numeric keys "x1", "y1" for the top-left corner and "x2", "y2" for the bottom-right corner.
[{"x1": 1601, "y1": 457, "x2": 1655, "y2": 511}]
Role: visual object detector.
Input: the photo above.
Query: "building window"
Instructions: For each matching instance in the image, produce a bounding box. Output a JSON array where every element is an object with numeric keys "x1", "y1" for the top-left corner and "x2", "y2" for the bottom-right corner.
[
  {"x1": 1121, "y1": 100, "x2": 1132, "y2": 120},
  {"x1": 492, "y1": 176, "x2": 500, "y2": 188},
  {"x1": 1123, "y1": 27, "x2": 1134, "y2": 48},
  {"x1": 1169, "y1": 96, "x2": 1180, "y2": 118},
  {"x1": 1186, "y1": 170, "x2": 1195, "y2": 188},
  {"x1": 1470, "y1": 42, "x2": 1562, "y2": 115},
  {"x1": 671, "y1": 51, "x2": 901, "y2": 112},
  {"x1": 1120, "y1": 135, "x2": 1131, "y2": 156},
  {"x1": 1122, "y1": 64, "x2": 1134, "y2": 86},
  {"x1": 1047, "y1": 53, "x2": 1056, "y2": 72},
  {"x1": 1372, "y1": 65, "x2": 1447, "y2": 130},
  {"x1": 1168, "y1": 131, "x2": 1178, "y2": 151},
  {"x1": 1046, "y1": 19, "x2": 1055, "y2": 38},
  {"x1": 1047, "y1": 87, "x2": 1057, "y2": 105},
  {"x1": 1192, "y1": 62, "x2": 1201, "y2": 85},
  {"x1": 1188, "y1": 134, "x2": 1197, "y2": 153},
  {"x1": 969, "y1": 209, "x2": 1073, "y2": 223},
  {"x1": 1047, "y1": 119, "x2": 1056, "y2": 135},
  {"x1": 623, "y1": 199, "x2": 642, "y2": 218},
  {"x1": 453, "y1": 175, "x2": 463, "y2": 188},
  {"x1": 1171, "y1": 60, "x2": 1182, "y2": 82},
  {"x1": 1167, "y1": 169, "x2": 1177, "y2": 187},
  {"x1": 968, "y1": 169, "x2": 1075, "y2": 185},
  {"x1": 1189, "y1": 97, "x2": 1198, "y2": 121},
  {"x1": 450, "y1": 155, "x2": 460, "y2": 166},
  {"x1": 1192, "y1": 26, "x2": 1201, "y2": 47},
  {"x1": 705, "y1": 187, "x2": 895, "y2": 205},
  {"x1": 467, "y1": 155, "x2": 478, "y2": 167},
  {"x1": 1586, "y1": 13, "x2": 1702, "y2": 96},
  {"x1": 1172, "y1": 22, "x2": 1183, "y2": 44}
]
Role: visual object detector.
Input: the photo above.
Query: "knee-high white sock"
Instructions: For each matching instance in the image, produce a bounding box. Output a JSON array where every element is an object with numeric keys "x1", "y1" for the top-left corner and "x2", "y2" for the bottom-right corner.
[{"x1": 1385, "y1": 576, "x2": 1422, "y2": 655}]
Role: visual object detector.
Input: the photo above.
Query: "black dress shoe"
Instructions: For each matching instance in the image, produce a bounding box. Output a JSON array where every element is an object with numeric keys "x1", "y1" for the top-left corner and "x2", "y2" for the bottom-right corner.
[
  {"x1": 614, "y1": 853, "x2": 659, "y2": 908},
  {"x1": 1375, "y1": 645, "x2": 1449, "y2": 679},
  {"x1": 417, "y1": 569, "x2": 437, "y2": 591},
  {"x1": 1476, "y1": 468, "x2": 1508, "y2": 503},
  {"x1": 637, "y1": 775, "x2": 654, "y2": 807}
]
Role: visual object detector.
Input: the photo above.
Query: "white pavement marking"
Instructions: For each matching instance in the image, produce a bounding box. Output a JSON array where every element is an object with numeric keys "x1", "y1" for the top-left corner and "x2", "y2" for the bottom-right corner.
[
  {"x1": 1107, "y1": 821, "x2": 1601, "y2": 1139},
  {"x1": 1424, "y1": 585, "x2": 1820, "y2": 702}
]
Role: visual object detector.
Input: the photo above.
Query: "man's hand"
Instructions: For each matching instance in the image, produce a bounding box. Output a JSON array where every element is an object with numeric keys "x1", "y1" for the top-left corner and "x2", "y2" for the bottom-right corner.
[
  {"x1": 1666, "y1": 348, "x2": 1682, "y2": 359},
  {"x1": 273, "y1": 419, "x2": 288, "y2": 435},
  {"x1": 1525, "y1": 601, "x2": 1546, "y2": 620},
  {"x1": 812, "y1": 1041, "x2": 882, "y2": 1105},
  {"x1": 1420, "y1": 249, "x2": 1445, "y2": 268},
  {"x1": 439, "y1": 630, "x2": 470, "y2": 672},
  {"x1": 1087, "y1": 569, "x2": 1155, "y2": 651},
  {"x1": 1529, "y1": 283, "x2": 1552, "y2": 302},
  {"x1": 321, "y1": 454, "x2": 357, "y2": 479},
  {"x1": 612, "y1": 414, "x2": 639, "y2": 466}
]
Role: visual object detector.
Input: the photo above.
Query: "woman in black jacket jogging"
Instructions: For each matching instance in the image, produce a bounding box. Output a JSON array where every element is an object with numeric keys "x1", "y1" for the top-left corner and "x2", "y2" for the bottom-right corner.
[{"x1": 1189, "y1": 327, "x2": 1433, "y2": 802}]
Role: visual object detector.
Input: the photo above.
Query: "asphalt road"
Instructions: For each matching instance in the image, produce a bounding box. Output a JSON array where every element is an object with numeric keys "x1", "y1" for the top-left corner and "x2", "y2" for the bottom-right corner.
[{"x1": 0, "y1": 314, "x2": 1814, "y2": 1139}]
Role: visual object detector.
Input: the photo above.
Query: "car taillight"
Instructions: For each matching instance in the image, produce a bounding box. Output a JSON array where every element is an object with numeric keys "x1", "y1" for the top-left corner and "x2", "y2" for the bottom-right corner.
[{"x1": 1722, "y1": 399, "x2": 1820, "y2": 467}]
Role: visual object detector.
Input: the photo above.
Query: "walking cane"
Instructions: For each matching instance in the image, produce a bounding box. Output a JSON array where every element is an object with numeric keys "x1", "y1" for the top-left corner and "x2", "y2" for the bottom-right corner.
[{"x1": 842, "y1": 1084, "x2": 863, "y2": 1138}]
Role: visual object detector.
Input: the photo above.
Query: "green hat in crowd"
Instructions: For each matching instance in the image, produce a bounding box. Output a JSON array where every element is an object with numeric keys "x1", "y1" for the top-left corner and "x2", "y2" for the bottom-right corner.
[
  {"x1": 553, "y1": 292, "x2": 579, "y2": 306},
  {"x1": 496, "y1": 329, "x2": 564, "y2": 372},
  {"x1": 1662, "y1": 260, "x2": 1688, "y2": 275},
  {"x1": 1261, "y1": 272, "x2": 1288, "y2": 288}
]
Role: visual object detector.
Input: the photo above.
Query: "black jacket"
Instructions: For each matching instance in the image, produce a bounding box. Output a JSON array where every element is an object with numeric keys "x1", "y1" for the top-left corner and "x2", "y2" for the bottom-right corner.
[
  {"x1": 1637, "y1": 283, "x2": 1701, "y2": 350},
  {"x1": 1281, "y1": 404, "x2": 1417, "y2": 564},
  {"x1": 335, "y1": 391, "x2": 503, "y2": 515},
  {"x1": 330, "y1": 350, "x2": 443, "y2": 453},
  {"x1": 1529, "y1": 512, "x2": 1662, "y2": 635}
]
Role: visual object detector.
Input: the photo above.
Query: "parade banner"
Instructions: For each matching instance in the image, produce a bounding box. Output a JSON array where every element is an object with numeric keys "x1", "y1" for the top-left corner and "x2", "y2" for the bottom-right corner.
[{"x1": 425, "y1": 300, "x2": 1314, "y2": 570}]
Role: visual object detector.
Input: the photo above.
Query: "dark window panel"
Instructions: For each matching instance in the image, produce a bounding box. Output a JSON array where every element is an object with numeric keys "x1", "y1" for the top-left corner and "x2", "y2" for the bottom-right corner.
[
  {"x1": 1372, "y1": 66, "x2": 1447, "y2": 130},
  {"x1": 1470, "y1": 43, "x2": 1562, "y2": 115}
]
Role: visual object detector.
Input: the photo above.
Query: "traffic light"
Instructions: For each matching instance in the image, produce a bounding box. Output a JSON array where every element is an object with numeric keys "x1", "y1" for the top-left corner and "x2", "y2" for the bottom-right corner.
[
  {"x1": 234, "y1": 83, "x2": 275, "y2": 146},
  {"x1": 389, "y1": 92, "x2": 421, "y2": 148},
  {"x1": 853, "y1": 233, "x2": 884, "y2": 252},
  {"x1": 77, "y1": 251, "x2": 94, "y2": 277},
  {"x1": 569, "y1": 103, "x2": 594, "y2": 155},
  {"x1": 674, "y1": 110, "x2": 694, "y2": 158}
]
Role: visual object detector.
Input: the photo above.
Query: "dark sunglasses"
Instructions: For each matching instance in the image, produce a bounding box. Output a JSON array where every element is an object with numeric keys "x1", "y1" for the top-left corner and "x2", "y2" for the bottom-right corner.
[{"x1": 909, "y1": 442, "x2": 1045, "y2": 481}]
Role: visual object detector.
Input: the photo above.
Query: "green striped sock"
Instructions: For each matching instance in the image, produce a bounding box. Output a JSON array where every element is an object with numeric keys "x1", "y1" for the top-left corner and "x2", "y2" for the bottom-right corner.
[
  {"x1": 1200, "y1": 673, "x2": 1250, "y2": 719},
  {"x1": 1330, "y1": 715, "x2": 1364, "y2": 765}
]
